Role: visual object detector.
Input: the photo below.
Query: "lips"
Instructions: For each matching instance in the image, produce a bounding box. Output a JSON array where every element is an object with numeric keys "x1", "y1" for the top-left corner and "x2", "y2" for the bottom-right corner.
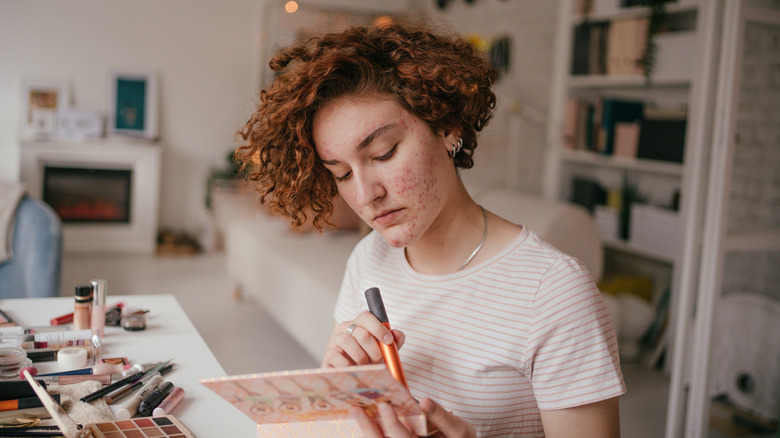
[{"x1": 372, "y1": 208, "x2": 402, "y2": 226}]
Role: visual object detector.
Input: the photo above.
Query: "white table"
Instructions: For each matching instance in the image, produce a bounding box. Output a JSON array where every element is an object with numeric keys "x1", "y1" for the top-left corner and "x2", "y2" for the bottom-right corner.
[{"x1": 0, "y1": 294, "x2": 257, "y2": 437}]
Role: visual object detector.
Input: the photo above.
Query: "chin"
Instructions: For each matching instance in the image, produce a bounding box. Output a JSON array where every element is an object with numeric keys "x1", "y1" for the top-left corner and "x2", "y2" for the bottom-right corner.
[{"x1": 378, "y1": 228, "x2": 418, "y2": 249}]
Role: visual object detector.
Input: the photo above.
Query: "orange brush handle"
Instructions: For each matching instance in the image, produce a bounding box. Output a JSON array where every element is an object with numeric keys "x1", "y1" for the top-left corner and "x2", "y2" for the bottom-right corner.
[{"x1": 379, "y1": 322, "x2": 408, "y2": 389}]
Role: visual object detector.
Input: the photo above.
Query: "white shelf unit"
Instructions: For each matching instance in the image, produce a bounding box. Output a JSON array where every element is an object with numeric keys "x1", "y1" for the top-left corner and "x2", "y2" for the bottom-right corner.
[{"x1": 544, "y1": 1, "x2": 727, "y2": 437}]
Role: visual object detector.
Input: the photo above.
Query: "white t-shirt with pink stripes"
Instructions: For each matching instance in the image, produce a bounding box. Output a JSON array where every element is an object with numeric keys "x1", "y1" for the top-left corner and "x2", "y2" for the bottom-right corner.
[{"x1": 333, "y1": 226, "x2": 625, "y2": 437}]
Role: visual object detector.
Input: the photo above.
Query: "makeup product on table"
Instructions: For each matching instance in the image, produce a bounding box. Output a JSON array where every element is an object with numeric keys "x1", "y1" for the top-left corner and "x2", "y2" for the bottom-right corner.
[
  {"x1": 81, "y1": 360, "x2": 171, "y2": 403},
  {"x1": 33, "y1": 373, "x2": 113, "y2": 385},
  {"x1": 106, "y1": 364, "x2": 173, "y2": 405},
  {"x1": 137, "y1": 381, "x2": 174, "y2": 417},
  {"x1": 51, "y1": 304, "x2": 124, "y2": 327},
  {"x1": 364, "y1": 287, "x2": 409, "y2": 389},
  {"x1": 0, "y1": 347, "x2": 31, "y2": 380},
  {"x1": 73, "y1": 285, "x2": 93, "y2": 331},
  {"x1": 0, "y1": 394, "x2": 60, "y2": 412},
  {"x1": 116, "y1": 375, "x2": 163, "y2": 419},
  {"x1": 37, "y1": 362, "x2": 124, "y2": 377},
  {"x1": 90, "y1": 279, "x2": 107, "y2": 337},
  {"x1": 121, "y1": 313, "x2": 146, "y2": 331},
  {"x1": 80, "y1": 370, "x2": 145, "y2": 403},
  {"x1": 152, "y1": 387, "x2": 185, "y2": 417},
  {"x1": 57, "y1": 347, "x2": 88, "y2": 369},
  {"x1": 22, "y1": 370, "x2": 194, "y2": 438},
  {"x1": 49, "y1": 312, "x2": 74, "y2": 326},
  {"x1": 0, "y1": 380, "x2": 47, "y2": 400}
]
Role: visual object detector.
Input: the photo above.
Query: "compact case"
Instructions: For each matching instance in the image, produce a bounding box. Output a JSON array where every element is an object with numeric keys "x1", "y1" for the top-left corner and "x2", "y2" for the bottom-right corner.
[{"x1": 201, "y1": 364, "x2": 430, "y2": 437}]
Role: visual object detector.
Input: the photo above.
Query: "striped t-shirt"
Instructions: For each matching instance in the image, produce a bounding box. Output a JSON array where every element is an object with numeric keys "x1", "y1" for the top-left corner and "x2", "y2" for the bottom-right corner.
[{"x1": 333, "y1": 226, "x2": 625, "y2": 437}]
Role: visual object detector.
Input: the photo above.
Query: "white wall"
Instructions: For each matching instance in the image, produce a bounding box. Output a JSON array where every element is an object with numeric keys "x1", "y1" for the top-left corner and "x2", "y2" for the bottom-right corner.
[
  {"x1": 424, "y1": 1, "x2": 558, "y2": 194},
  {"x1": 0, "y1": 0, "x2": 263, "y2": 232}
]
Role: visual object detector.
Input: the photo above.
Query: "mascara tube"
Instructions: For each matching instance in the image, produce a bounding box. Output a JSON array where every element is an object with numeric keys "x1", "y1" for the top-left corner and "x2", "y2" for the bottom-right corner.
[
  {"x1": 116, "y1": 375, "x2": 163, "y2": 420},
  {"x1": 137, "y1": 381, "x2": 174, "y2": 417},
  {"x1": 364, "y1": 287, "x2": 408, "y2": 389}
]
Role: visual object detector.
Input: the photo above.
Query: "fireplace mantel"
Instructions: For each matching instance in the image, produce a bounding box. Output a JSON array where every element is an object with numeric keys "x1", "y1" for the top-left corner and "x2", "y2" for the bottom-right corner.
[{"x1": 20, "y1": 139, "x2": 161, "y2": 254}]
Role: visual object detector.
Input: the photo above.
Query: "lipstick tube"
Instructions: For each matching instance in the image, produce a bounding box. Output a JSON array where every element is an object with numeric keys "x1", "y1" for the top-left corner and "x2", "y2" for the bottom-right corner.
[{"x1": 364, "y1": 287, "x2": 408, "y2": 389}]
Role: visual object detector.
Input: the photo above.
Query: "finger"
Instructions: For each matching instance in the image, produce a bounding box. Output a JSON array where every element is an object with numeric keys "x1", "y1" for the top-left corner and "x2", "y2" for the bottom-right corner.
[
  {"x1": 336, "y1": 330, "x2": 376, "y2": 365},
  {"x1": 348, "y1": 326, "x2": 385, "y2": 363},
  {"x1": 377, "y1": 402, "x2": 415, "y2": 437},
  {"x1": 354, "y1": 311, "x2": 395, "y2": 345},
  {"x1": 419, "y1": 398, "x2": 475, "y2": 438},
  {"x1": 392, "y1": 329, "x2": 405, "y2": 349},
  {"x1": 349, "y1": 406, "x2": 384, "y2": 437},
  {"x1": 321, "y1": 346, "x2": 356, "y2": 368}
]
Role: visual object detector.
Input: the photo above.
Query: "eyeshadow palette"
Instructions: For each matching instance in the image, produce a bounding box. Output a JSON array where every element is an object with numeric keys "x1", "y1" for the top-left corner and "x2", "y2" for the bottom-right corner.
[
  {"x1": 201, "y1": 364, "x2": 430, "y2": 437},
  {"x1": 87, "y1": 415, "x2": 190, "y2": 438}
]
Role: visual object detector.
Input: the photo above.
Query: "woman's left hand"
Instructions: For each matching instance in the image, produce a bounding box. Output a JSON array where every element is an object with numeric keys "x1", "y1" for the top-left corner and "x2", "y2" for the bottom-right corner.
[{"x1": 350, "y1": 397, "x2": 476, "y2": 438}]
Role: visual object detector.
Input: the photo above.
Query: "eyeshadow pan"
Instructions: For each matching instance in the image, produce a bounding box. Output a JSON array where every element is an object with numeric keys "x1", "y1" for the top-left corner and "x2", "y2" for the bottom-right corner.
[
  {"x1": 142, "y1": 427, "x2": 164, "y2": 437},
  {"x1": 135, "y1": 418, "x2": 154, "y2": 428},
  {"x1": 97, "y1": 422, "x2": 119, "y2": 431},
  {"x1": 125, "y1": 430, "x2": 144, "y2": 438},
  {"x1": 153, "y1": 417, "x2": 173, "y2": 426},
  {"x1": 103, "y1": 432, "x2": 123, "y2": 438},
  {"x1": 161, "y1": 425, "x2": 181, "y2": 434},
  {"x1": 117, "y1": 420, "x2": 136, "y2": 430}
]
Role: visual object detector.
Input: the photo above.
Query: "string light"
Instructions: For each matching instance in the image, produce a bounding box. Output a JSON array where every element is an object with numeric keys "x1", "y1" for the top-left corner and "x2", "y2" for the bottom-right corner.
[{"x1": 285, "y1": 1, "x2": 298, "y2": 13}]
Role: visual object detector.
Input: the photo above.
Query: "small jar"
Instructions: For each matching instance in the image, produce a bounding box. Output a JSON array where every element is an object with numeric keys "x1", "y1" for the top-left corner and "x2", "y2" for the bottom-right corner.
[{"x1": 121, "y1": 313, "x2": 146, "y2": 331}]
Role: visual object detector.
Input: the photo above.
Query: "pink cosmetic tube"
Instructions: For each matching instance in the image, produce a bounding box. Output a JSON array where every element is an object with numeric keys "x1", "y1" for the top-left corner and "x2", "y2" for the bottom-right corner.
[{"x1": 152, "y1": 387, "x2": 184, "y2": 417}]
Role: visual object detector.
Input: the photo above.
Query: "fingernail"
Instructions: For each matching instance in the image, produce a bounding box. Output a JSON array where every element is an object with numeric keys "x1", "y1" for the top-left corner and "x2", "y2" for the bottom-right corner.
[{"x1": 383, "y1": 334, "x2": 394, "y2": 345}]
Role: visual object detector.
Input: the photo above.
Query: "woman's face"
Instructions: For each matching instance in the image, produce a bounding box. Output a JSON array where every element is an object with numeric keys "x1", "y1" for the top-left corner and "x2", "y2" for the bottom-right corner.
[{"x1": 313, "y1": 95, "x2": 459, "y2": 248}]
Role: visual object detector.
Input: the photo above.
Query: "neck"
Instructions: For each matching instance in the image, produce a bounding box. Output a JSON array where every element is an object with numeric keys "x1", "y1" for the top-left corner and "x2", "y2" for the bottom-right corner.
[{"x1": 404, "y1": 187, "x2": 486, "y2": 275}]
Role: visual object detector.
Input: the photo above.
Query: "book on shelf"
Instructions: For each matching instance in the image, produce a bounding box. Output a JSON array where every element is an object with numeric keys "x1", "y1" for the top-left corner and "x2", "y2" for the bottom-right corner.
[
  {"x1": 597, "y1": 97, "x2": 645, "y2": 155},
  {"x1": 562, "y1": 97, "x2": 597, "y2": 152},
  {"x1": 613, "y1": 121, "x2": 641, "y2": 158},
  {"x1": 636, "y1": 107, "x2": 688, "y2": 163},
  {"x1": 606, "y1": 16, "x2": 648, "y2": 77},
  {"x1": 571, "y1": 23, "x2": 592, "y2": 75}
]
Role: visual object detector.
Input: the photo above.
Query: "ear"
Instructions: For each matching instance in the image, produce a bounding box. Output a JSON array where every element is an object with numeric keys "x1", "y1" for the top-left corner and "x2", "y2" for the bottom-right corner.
[{"x1": 439, "y1": 128, "x2": 462, "y2": 155}]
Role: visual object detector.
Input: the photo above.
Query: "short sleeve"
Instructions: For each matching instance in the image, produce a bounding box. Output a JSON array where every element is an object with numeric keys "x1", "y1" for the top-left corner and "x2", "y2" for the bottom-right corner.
[{"x1": 526, "y1": 255, "x2": 625, "y2": 410}]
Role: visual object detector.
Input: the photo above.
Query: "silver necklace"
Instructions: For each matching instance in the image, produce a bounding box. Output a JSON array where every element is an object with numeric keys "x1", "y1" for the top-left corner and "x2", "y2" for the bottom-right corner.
[{"x1": 458, "y1": 206, "x2": 488, "y2": 271}]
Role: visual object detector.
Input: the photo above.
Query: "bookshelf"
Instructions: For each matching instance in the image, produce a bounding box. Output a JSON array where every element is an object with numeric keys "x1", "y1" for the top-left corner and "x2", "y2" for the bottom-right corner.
[{"x1": 543, "y1": 1, "x2": 725, "y2": 437}]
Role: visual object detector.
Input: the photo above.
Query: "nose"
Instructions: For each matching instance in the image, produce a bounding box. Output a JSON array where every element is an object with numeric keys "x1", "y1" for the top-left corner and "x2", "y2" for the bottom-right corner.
[{"x1": 354, "y1": 169, "x2": 384, "y2": 207}]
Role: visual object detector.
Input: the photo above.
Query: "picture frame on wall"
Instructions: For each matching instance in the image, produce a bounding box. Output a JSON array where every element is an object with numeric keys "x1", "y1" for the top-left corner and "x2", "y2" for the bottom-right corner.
[
  {"x1": 20, "y1": 79, "x2": 70, "y2": 141},
  {"x1": 108, "y1": 70, "x2": 159, "y2": 140}
]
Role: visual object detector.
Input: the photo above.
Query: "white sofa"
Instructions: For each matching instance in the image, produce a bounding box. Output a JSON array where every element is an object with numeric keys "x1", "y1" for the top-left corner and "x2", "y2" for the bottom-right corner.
[{"x1": 224, "y1": 184, "x2": 602, "y2": 362}]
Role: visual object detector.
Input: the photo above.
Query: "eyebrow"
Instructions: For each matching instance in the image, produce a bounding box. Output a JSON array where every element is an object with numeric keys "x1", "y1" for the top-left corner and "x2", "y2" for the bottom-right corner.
[{"x1": 320, "y1": 122, "x2": 398, "y2": 166}]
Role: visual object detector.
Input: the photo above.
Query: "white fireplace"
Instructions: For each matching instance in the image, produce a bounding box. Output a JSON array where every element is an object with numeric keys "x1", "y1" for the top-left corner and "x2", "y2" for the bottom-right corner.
[{"x1": 20, "y1": 139, "x2": 161, "y2": 254}]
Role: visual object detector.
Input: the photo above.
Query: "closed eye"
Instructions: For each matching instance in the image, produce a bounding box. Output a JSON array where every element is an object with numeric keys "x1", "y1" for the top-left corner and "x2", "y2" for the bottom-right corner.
[
  {"x1": 335, "y1": 170, "x2": 352, "y2": 183},
  {"x1": 375, "y1": 145, "x2": 397, "y2": 161}
]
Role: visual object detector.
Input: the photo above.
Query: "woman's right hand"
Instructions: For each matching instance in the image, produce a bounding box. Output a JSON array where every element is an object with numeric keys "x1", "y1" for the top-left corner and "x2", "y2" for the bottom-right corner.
[{"x1": 321, "y1": 311, "x2": 405, "y2": 368}]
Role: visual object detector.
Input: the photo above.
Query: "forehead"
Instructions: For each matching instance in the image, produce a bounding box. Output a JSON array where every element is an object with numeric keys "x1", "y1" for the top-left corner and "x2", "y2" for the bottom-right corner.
[{"x1": 312, "y1": 95, "x2": 409, "y2": 152}]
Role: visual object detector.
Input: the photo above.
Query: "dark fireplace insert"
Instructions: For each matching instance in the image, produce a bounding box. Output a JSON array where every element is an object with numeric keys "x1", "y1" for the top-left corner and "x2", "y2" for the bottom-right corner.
[{"x1": 43, "y1": 166, "x2": 132, "y2": 223}]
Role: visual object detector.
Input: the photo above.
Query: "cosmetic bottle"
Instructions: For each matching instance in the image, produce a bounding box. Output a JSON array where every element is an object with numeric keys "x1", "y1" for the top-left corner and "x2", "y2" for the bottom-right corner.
[
  {"x1": 73, "y1": 285, "x2": 93, "y2": 331},
  {"x1": 90, "y1": 279, "x2": 107, "y2": 337}
]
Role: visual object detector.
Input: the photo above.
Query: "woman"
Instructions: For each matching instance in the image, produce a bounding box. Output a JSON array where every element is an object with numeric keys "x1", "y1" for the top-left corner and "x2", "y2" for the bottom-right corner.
[{"x1": 236, "y1": 22, "x2": 624, "y2": 437}]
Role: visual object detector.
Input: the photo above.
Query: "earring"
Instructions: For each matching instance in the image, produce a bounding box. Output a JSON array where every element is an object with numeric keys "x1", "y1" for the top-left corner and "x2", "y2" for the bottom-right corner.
[{"x1": 448, "y1": 137, "x2": 463, "y2": 158}]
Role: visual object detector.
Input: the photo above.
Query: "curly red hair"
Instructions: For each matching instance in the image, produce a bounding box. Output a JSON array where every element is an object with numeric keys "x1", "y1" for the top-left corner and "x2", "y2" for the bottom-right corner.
[{"x1": 236, "y1": 22, "x2": 497, "y2": 231}]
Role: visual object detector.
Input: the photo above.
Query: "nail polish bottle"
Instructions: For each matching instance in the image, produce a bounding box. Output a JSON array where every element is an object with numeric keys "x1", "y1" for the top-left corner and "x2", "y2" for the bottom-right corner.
[
  {"x1": 73, "y1": 285, "x2": 93, "y2": 331},
  {"x1": 90, "y1": 279, "x2": 107, "y2": 337}
]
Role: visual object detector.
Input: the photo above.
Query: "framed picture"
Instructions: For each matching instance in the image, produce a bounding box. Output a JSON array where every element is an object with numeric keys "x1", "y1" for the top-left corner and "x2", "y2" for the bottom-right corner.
[
  {"x1": 108, "y1": 70, "x2": 158, "y2": 140},
  {"x1": 20, "y1": 79, "x2": 70, "y2": 141}
]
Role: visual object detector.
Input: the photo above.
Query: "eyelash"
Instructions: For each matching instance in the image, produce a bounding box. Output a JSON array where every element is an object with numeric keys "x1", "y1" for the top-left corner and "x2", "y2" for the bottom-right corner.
[{"x1": 334, "y1": 145, "x2": 397, "y2": 183}]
